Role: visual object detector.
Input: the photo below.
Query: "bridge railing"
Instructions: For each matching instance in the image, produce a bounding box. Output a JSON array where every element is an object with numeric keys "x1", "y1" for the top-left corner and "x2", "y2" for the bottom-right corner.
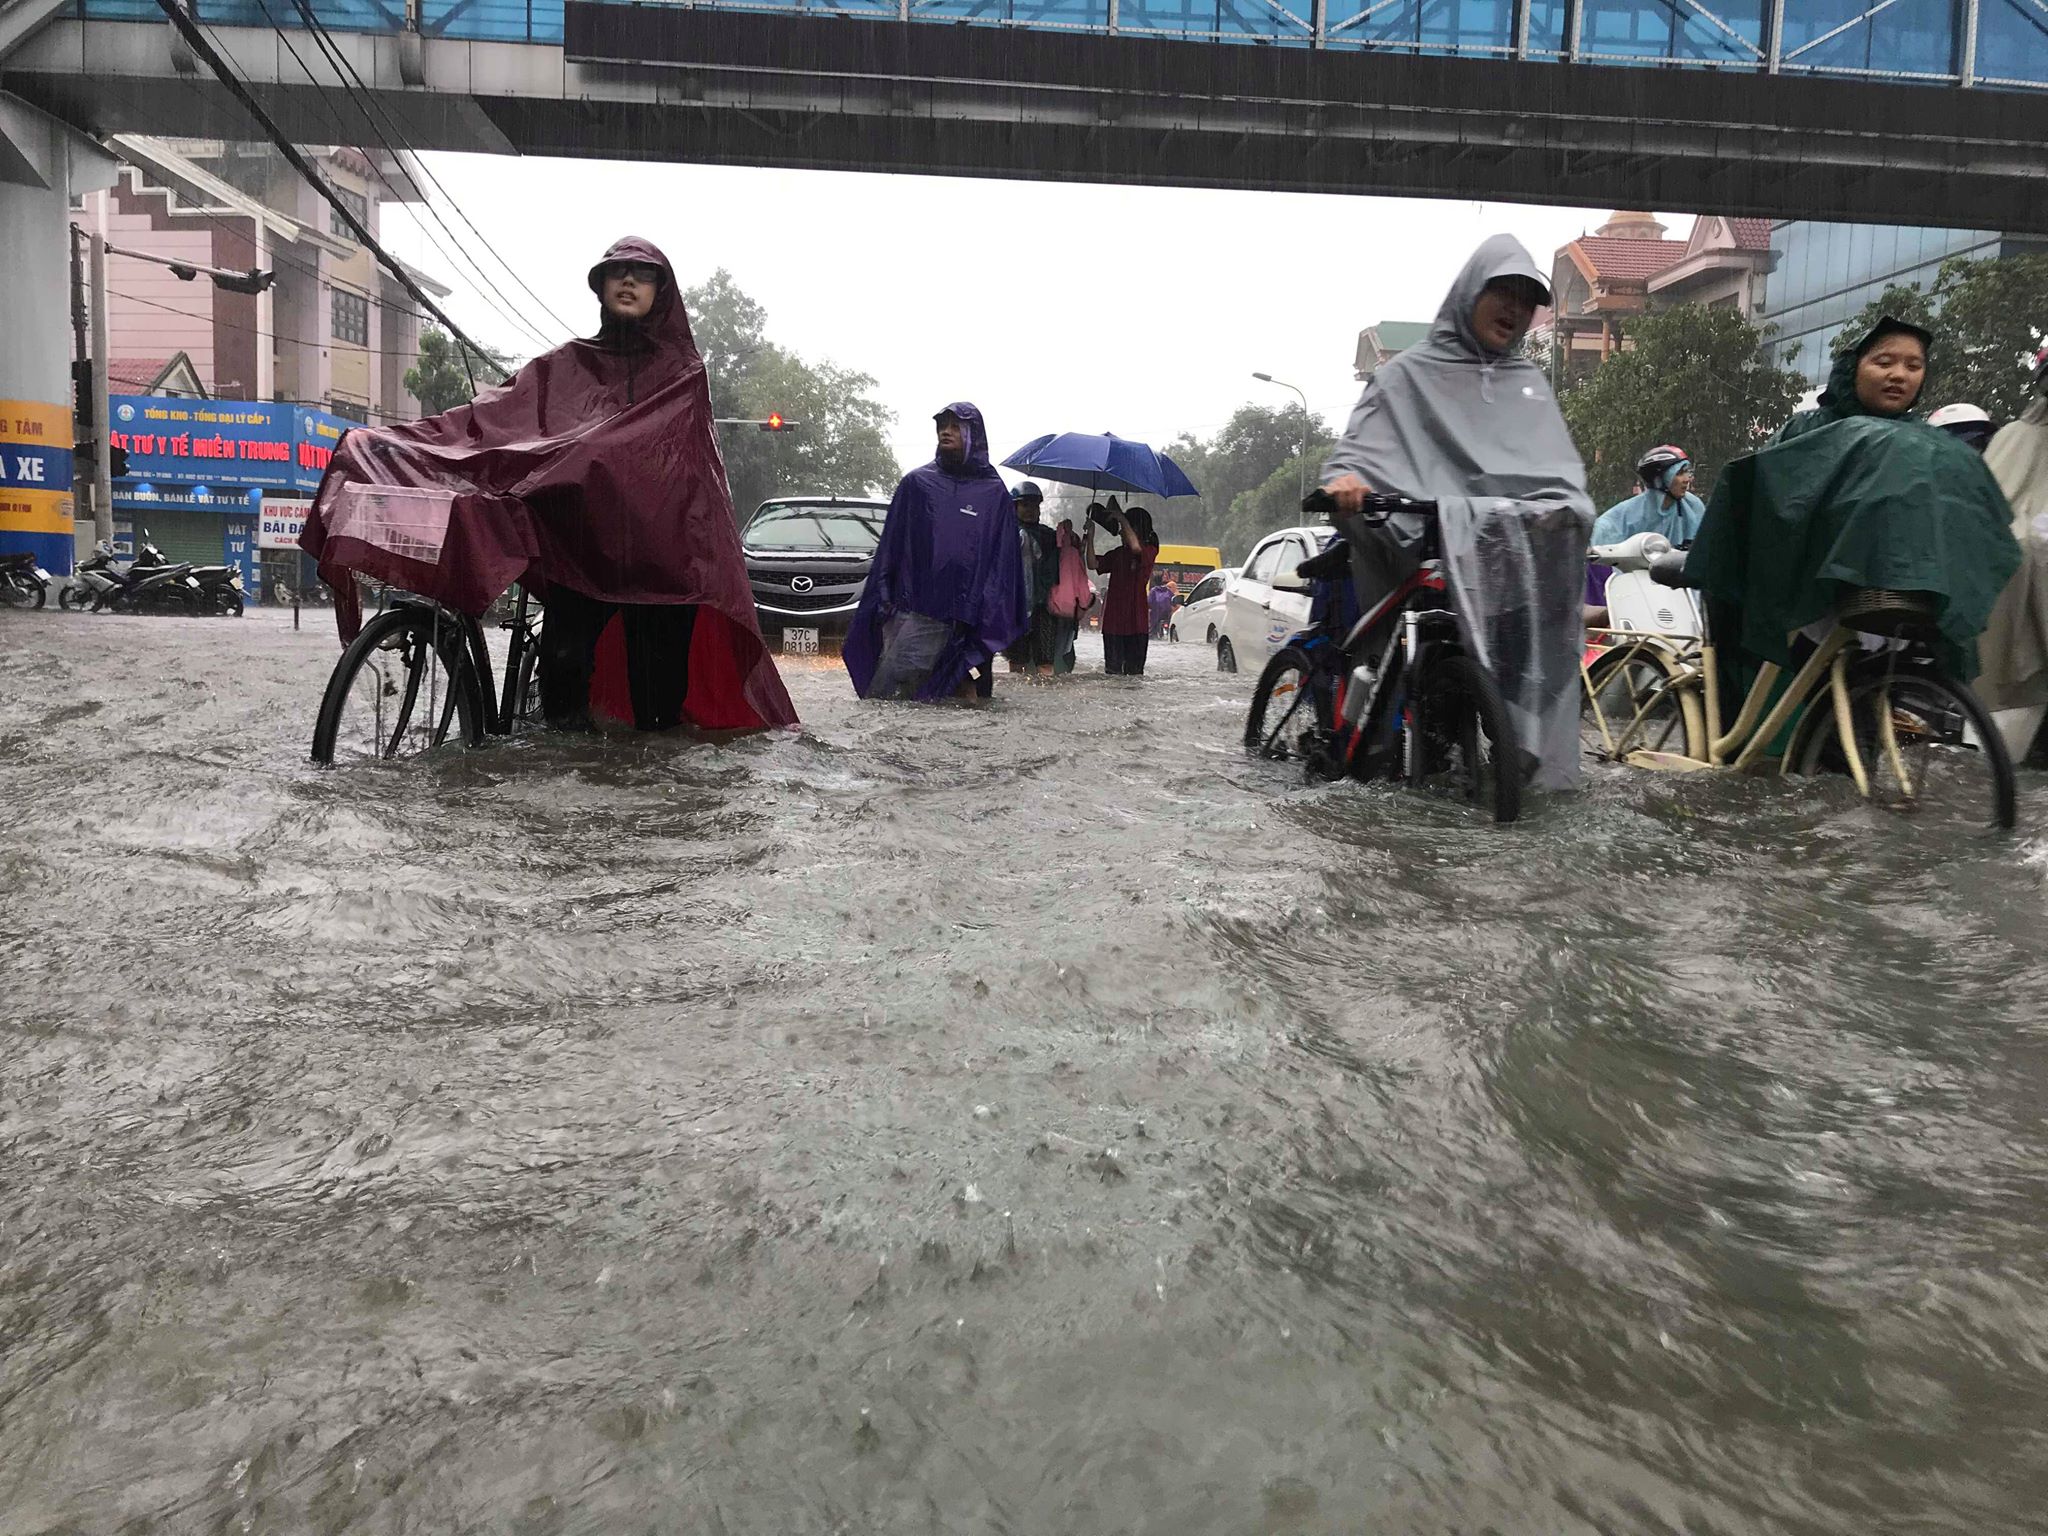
[{"x1": 70, "y1": 0, "x2": 2048, "y2": 90}]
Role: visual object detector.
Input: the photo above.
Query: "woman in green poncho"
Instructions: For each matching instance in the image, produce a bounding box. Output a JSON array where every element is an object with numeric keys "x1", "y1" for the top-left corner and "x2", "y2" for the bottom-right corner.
[
  {"x1": 1687, "y1": 315, "x2": 2018, "y2": 739},
  {"x1": 1774, "y1": 316, "x2": 1931, "y2": 443}
]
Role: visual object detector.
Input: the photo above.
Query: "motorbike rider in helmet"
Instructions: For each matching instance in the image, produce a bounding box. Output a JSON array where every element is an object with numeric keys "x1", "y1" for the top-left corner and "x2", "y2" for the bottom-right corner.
[
  {"x1": 1928, "y1": 402, "x2": 1997, "y2": 454},
  {"x1": 1585, "y1": 444, "x2": 1706, "y2": 623}
]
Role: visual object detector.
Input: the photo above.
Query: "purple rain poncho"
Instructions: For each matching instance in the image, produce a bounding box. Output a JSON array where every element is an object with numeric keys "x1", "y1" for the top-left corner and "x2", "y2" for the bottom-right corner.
[{"x1": 845, "y1": 402, "x2": 1029, "y2": 700}]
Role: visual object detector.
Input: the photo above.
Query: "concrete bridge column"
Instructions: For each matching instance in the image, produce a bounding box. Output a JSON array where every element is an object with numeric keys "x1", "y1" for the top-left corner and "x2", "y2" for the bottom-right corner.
[{"x1": 0, "y1": 91, "x2": 115, "y2": 573}]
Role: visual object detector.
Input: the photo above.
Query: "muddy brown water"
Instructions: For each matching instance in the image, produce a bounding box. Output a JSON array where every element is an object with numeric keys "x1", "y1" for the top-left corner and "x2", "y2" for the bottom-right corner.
[{"x1": 3, "y1": 606, "x2": 2047, "y2": 1534}]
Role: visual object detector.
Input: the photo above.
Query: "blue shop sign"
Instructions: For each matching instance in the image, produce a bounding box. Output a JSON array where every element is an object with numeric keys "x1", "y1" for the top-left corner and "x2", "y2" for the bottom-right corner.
[{"x1": 109, "y1": 395, "x2": 355, "y2": 493}]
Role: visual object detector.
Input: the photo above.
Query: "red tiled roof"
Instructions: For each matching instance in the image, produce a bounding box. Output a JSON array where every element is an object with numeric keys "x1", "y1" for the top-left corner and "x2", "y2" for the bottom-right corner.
[
  {"x1": 1728, "y1": 217, "x2": 1772, "y2": 251},
  {"x1": 108, "y1": 356, "x2": 174, "y2": 389},
  {"x1": 1573, "y1": 235, "x2": 1685, "y2": 283}
]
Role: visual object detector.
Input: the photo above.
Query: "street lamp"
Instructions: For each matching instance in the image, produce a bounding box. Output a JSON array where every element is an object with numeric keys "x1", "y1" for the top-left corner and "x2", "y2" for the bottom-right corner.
[{"x1": 1252, "y1": 371, "x2": 1310, "y2": 502}]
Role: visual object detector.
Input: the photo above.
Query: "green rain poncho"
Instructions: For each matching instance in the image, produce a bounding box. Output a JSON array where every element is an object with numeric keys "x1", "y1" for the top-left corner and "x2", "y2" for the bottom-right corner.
[{"x1": 1689, "y1": 415, "x2": 2020, "y2": 680}]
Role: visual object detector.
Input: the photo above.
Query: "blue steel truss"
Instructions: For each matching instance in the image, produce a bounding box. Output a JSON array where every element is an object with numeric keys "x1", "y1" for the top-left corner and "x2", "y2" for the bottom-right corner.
[{"x1": 70, "y1": 0, "x2": 2048, "y2": 88}]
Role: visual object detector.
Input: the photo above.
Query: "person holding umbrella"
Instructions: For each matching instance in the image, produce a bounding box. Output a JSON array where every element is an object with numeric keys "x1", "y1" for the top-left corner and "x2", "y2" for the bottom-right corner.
[{"x1": 1089, "y1": 498, "x2": 1161, "y2": 676}]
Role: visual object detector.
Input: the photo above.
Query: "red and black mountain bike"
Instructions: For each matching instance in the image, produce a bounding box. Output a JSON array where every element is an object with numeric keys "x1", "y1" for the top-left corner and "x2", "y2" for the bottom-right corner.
[{"x1": 1243, "y1": 491, "x2": 1523, "y2": 823}]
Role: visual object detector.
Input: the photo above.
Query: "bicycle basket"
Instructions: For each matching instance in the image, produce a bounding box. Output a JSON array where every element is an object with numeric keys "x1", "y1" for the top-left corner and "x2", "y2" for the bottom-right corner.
[
  {"x1": 323, "y1": 484, "x2": 456, "y2": 567},
  {"x1": 1837, "y1": 587, "x2": 1938, "y2": 638}
]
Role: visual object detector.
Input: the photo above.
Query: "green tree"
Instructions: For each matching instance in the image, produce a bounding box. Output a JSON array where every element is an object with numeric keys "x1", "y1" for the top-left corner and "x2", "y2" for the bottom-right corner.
[
  {"x1": 681, "y1": 268, "x2": 898, "y2": 521},
  {"x1": 1562, "y1": 304, "x2": 1805, "y2": 507},
  {"x1": 1162, "y1": 401, "x2": 1331, "y2": 560},
  {"x1": 1225, "y1": 434, "x2": 1337, "y2": 556},
  {"x1": 403, "y1": 328, "x2": 513, "y2": 415}
]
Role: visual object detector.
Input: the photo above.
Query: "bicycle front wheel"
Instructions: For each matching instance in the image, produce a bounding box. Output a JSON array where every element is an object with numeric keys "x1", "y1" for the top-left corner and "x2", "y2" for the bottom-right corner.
[
  {"x1": 310, "y1": 605, "x2": 486, "y2": 765},
  {"x1": 1581, "y1": 643, "x2": 1704, "y2": 765},
  {"x1": 1245, "y1": 645, "x2": 1333, "y2": 772},
  {"x1": 1413, "y1": 652, "x2": 1522, "y2": 823},
  {"x1": 1791, "y1": 667, "x2": 2016, "y2": 832}
]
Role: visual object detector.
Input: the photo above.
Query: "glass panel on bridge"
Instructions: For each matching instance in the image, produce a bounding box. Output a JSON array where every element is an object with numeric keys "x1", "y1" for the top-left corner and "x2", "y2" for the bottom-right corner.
[
  {"x1": 908, "y1": 0, "x2": 1115, "y2": 31},
  {"x1": 1323, "y1": 0, "x2": 1515, "y2": 58},
  {"x1": 1580, "y1": 0, "x2": 1765, "y2": 66},
  {"x1": 1115, "y1": 0, "x2": 1310, "y2": 41},
  {"x1": 1978, "y1": 0, "x2": 2048, "y2": 86},
  {"x1": 1779, "y1": 0, "x2": 1962, "y2": 81},
  {"x1": 423, "y1": 0, "x2": 566, "y2": 44},
  {"x1": 67, "y1": 0, "x2": 2045, "y2": 91}
]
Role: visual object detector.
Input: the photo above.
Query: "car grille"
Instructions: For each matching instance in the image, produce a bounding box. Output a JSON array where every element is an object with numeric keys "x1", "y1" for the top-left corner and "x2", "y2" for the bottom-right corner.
[
  {"x1": 763, "y1": 588, "x2": 859, "y2": 613},
  {"x1": 748, "y1": 561, "x2": 866, "y2": 614}
]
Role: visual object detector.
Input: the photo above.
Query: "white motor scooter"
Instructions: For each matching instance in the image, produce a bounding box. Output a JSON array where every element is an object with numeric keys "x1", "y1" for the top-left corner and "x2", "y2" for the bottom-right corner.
[{"x1": 1589, "y1": 530, "x2": 1702, "y2": 640}]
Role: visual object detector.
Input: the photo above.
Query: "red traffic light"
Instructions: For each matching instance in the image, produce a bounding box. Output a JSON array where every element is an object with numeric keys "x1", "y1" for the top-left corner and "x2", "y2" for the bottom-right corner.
[
  {"x1": 766, "y1": 412, "x2": 783, "y2": 430},
  {"x1": 759, "y1": 412, "x2": 798, "y2": 432}
]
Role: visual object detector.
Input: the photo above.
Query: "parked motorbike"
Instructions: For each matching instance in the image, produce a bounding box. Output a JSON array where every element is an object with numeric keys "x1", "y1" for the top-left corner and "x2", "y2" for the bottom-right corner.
[
  {"x1": 0, "y1": 551, "x2": 51, "y2": 609},
  {"x1": 190, "y1": 562, "x2": 246, "y2": 616},
  {"x1": 96, "y1": 538, "x2": 202, "y2": 616},
  {"x1": 59, "y1": 542, "x2": 124, "y2": 611}
]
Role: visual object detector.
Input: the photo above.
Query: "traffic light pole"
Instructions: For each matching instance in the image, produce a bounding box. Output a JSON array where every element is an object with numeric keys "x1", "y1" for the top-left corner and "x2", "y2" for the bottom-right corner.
[{"x1": 88, "y1": 230, "x2": 113, "y2": 545}]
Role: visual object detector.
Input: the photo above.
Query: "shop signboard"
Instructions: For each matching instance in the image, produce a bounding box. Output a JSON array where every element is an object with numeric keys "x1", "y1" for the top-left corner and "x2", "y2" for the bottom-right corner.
[
  {"x1": 1, "y1": 398, "x2": 76, "y2": 570},
  {"x1": 257, "y1": 498, "x2": 312, "y2": 550},
  {"x1": 109, "y1": 396, "x2": 357, "y2": 494},
  {"x1": 110, "y1": 397, "x2": 301, "y2": 490}
]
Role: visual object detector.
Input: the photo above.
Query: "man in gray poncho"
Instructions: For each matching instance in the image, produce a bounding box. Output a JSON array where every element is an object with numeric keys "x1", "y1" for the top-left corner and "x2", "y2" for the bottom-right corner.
[{"x1": 1321, "y1": 235, "x2": 1595, "y2": 789}]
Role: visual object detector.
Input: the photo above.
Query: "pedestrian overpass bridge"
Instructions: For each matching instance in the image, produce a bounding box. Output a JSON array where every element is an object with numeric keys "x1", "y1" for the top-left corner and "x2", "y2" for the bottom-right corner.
[{"x1": 4, "y1": 0, "x2": 2047, "y2": 229}]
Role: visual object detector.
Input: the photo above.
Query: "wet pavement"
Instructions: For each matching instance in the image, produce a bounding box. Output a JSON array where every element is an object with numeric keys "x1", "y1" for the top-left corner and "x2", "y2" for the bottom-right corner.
[{"x1": 4, "y1": 604, "x2": 2048, "y2": 1534}]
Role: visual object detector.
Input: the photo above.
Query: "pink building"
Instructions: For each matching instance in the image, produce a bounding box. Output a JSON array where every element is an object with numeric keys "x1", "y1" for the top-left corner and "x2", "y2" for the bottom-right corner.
[{"x1": 85, "y1": 136, "x2": 450, "y2": 424}]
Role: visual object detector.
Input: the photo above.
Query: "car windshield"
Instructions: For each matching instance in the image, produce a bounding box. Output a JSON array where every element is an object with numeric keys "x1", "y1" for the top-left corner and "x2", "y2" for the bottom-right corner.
[{"x1": 745, "y1": 502, "x2": 885, "y2": 553}]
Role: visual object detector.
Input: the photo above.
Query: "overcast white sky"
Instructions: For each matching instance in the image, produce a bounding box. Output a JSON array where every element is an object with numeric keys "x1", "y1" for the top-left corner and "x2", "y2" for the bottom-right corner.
[{"x1": 384, "y1": 155, "x2": 1688, "y2": 478}]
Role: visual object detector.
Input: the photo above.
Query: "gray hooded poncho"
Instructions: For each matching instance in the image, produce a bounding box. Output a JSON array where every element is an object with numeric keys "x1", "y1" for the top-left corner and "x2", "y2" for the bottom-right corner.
[{"x1": 1322, "y1": 235, "x2": 1596, "y2": 790}]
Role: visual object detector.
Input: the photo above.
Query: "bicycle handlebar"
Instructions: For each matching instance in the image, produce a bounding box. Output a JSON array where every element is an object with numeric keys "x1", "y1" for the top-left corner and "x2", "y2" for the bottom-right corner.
[{"x1": 1300, "y1": 489, "x2": 1439, "y2": 522}]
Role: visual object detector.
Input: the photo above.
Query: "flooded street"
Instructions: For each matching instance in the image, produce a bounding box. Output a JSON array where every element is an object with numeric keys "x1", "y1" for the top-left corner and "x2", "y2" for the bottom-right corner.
[{"x1": 5, "y1": 604, "x2": 2048, "y2": 1534}]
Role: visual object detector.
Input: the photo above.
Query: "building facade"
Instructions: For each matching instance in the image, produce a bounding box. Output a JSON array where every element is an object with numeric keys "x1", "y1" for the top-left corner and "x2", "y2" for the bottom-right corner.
[
  {"x1": 72, "y1": 136, "x2": 450, "y2": 586},
  {"x1": 1542, "y1": 211, "x2": 1772, "y2": 379},
  {"x1": 1759, "y1": 221, "x2": 2043, "y2": 383},
  {"x1": 90, "y1": 136, "x2": 449, "y2": 426}
]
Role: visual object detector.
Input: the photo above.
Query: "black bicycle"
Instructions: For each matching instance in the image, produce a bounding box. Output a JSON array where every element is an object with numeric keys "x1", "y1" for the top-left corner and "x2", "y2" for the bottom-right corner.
[
  {"x1": 309, "y1": 584, "x2": 543, "y2": 764},
  {"x1": 1244, "y1": 491, "x2": 1523, "y2": 823}
]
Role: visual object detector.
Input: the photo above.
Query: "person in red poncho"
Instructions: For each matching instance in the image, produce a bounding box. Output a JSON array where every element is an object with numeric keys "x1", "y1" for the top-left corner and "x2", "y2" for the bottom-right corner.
[{"x1": 300, "y1": 236, "x2": 797, "y2": 735}]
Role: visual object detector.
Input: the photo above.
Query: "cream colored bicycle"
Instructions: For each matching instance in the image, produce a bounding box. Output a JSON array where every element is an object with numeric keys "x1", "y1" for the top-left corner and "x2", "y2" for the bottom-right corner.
[{"x1": 1581, "y1": 534, "x2": 2016, "y2": 831}]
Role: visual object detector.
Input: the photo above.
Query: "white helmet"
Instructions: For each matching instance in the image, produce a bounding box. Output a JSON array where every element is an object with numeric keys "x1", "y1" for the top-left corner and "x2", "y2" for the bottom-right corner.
[
  {"x1": 1928, "y1": 401, "x2": 1995, "y2": 453},
  {"x1": 1927, "y1": 402, "x2": 1991, "y2": 429}
]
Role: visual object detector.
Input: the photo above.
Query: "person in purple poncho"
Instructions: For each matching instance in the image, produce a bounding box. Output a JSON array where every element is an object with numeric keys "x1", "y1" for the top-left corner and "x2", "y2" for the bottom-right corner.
[{"x1": 845, "y1": 403, "x2": 1029, "y2": 701}]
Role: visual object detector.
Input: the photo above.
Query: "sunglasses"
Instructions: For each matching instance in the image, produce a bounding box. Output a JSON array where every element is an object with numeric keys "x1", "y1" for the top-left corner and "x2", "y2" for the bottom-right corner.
[{"x1": 603, "y1": 262, "x2": 663, "y2": 285}]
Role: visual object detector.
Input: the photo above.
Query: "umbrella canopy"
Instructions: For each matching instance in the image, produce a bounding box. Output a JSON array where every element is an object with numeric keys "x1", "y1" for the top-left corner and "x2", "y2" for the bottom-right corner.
[{"x1": 1002, "y1": 431, "x2": 1200, "y2": 500}]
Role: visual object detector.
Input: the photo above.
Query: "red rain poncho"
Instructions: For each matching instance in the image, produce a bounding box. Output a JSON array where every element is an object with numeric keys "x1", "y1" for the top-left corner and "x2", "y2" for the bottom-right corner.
[{"x1": 299, "y1": 236, "x2": 796, "y2": 733}]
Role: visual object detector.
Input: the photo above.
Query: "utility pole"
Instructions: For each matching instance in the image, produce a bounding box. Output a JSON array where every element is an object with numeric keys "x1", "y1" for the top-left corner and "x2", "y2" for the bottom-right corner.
[
  {"x1": 88, "y1": 229, "x2": 113, "y2": 545},
  {"x1": 69, "y1": 224, "x2": 93, "y2": 536}
]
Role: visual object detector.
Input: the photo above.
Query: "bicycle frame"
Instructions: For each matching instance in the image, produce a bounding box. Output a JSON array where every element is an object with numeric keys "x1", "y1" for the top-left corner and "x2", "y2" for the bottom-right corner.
[
  {"x1": 1583, "y1": 603, "x2": 1915, "y2": 796},
  {"x1": 375, "y1": 583, "x2": 540, "y2": 738}
]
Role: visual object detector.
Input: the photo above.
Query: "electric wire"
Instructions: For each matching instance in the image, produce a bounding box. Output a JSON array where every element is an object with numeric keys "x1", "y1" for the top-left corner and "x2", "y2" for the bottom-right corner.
[
  {"x1": 275, "y1": 0, "x2": 579, "y2": 341},
  {"x1": 189, "y1": 0, "x2": 556, "y2": 354}
]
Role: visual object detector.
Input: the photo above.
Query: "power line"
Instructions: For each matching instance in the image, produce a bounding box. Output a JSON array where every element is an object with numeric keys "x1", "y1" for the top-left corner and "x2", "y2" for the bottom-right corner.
[
  {"x1": 276, "y1": 0, "x2": 578, "y2": 341},
  {"x1": 112, "y1": 284, "x2": 460, "y2": 367},
  {"x1": 180, "y1": 0, "x2": 555, "y2": 356},
  {"x1": 151, "y1": 0, "x2": 512, "y2": 382}
]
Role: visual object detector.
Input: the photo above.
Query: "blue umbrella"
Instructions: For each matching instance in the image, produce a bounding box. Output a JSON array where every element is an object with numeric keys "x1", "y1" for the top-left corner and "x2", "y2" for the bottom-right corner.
[{"x1": 1002, "y1": 431, "x2": 1200, "y2": 500}]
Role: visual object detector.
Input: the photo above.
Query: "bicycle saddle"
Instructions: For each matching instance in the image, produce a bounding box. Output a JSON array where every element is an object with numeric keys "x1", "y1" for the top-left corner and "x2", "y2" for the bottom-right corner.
[{"x1": 1647, "y1": 550, "x2": 1690, "y2": 589}]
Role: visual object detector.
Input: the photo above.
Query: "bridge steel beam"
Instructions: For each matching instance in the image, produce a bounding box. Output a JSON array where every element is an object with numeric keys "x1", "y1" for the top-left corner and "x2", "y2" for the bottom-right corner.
[{"x1": 4, "y1": 7, "x2": 2046, "y2": 233}]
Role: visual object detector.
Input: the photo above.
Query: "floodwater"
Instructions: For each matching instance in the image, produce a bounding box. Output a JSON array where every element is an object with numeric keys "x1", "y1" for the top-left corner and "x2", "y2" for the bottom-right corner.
[{"x1": 4, "y1": 604, "x2": 2048, "y2": 1535}]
